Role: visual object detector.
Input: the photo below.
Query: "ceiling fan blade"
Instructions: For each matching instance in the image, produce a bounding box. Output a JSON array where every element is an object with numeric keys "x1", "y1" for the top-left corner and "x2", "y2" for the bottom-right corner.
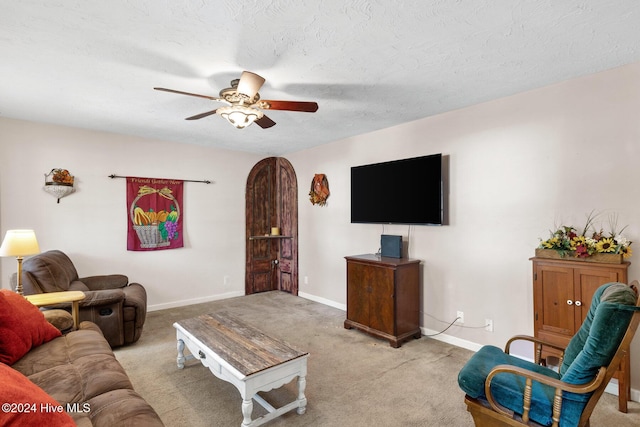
[
  {"x1": 255, "y1": 115, "x2": 276, "y2": 129},
  {"x1": 236, "y1": 71, "x2": 265, "y2": 99},
  {"x1": 154, "y1": 87, "x2": 219, "y2": 101},
  {"x1": 259, "y1": 100, "x2": 319, "y2": 112},
  {"x1": 185, "y1": 109, "x2": 218, "y2": 120}
]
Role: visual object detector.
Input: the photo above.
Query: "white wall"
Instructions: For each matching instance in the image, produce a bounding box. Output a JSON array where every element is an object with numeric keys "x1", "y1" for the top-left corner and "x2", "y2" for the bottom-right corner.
[
  {"x1": 288, "y1": 62, "x2": 640, "y2": 394},
  {"x1": 0, "y1": 119, "x2": 262, "y2": 309}
]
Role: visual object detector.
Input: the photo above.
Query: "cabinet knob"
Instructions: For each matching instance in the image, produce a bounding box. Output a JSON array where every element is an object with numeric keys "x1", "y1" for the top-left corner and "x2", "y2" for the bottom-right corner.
[
  {"x1": 575, "y1": 300, "x2": 582, "y2": 307},
  {"x1": 567, "y1": 299, "x2": 573, "y2": 306}
]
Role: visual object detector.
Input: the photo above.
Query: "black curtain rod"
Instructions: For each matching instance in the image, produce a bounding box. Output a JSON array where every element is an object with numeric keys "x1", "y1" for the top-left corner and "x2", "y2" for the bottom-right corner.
[{"x1": 108, "y1": 174, "x2": 212, "y2": 184}]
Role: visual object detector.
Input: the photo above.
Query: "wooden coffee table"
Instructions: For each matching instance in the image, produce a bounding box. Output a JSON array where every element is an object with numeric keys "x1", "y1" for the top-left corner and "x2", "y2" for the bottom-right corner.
[{"x1": 173, "y1": 312, "x2": 308, "y2": 427}]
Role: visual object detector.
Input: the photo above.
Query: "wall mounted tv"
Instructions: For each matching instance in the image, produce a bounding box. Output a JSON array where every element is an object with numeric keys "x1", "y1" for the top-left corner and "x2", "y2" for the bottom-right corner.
[{"x1": 350, "y1": 153, "x2": 446, "y2": 225}]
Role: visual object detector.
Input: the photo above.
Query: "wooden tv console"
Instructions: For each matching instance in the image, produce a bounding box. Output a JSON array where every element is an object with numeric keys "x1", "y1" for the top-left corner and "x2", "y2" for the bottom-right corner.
[{"x1": 344, "y1": 254, "x2": 421, "y2": 348}]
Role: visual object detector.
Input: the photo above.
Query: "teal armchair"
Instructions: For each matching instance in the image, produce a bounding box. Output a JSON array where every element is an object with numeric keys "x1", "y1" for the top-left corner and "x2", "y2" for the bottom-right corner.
[{"x1": 458, "y1": 281, "x2": 640, "y2": 427}]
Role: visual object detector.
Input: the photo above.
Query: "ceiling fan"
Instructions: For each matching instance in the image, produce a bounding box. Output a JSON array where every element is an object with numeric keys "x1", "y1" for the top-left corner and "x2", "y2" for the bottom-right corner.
[{"x1": 154, "y1": 71, "x2": 319, "y2": 129}]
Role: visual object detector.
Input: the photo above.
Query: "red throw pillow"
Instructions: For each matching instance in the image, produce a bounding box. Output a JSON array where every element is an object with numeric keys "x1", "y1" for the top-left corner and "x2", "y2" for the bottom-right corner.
[
  {"x1": 0, "y1": 362, "x2": 75, "y2": 426},
  {"x1": 0, "y1": 290, "x2": 62, "y2": 365}
]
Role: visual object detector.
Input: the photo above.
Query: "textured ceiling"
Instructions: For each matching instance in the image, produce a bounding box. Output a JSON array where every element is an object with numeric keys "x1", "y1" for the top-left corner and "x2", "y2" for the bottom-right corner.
[{"x1": 1, "y1": 1, "x2": 639, "y2": 155}]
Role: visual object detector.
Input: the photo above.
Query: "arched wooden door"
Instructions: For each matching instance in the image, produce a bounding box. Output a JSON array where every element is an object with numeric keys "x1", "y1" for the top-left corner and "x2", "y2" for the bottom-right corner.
[{"x1": 245, "y1": 157, "x2": 298, "y2": 295}]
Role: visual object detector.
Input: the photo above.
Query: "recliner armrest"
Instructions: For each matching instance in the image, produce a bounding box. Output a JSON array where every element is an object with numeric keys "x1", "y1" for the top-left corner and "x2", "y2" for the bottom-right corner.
[
  {"x1": 80, "y1": 274, "x2": 129, "y2": 290},
  {"x1": 121, "y1": 283, "x2": 146, "y2": 307},
  {"x1": 79, "y1": 289, "x2": 126, "y2": 307},
  {"x1": 42, "y1": 309, "x2": 74, "y2": 333}
]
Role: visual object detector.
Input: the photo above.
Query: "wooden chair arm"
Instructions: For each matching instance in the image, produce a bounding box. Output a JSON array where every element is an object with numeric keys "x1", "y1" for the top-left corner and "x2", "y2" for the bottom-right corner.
[
  {"x1": 505, "y1": 335, "x2": 567, "y2": 365},
  {"x1": 484, "y1": 364, "x2": 606, "y2": 427}
]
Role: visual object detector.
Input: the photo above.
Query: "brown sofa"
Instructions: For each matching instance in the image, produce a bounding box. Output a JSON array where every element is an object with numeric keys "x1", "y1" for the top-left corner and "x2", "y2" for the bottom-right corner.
[
  {"x1": 1, "y1": 289, "x2": 163, "y2": 426},
  {"x1": 12, "y1": 322, "x2": 163, "y2": 426},
  {"x1": 19, "y1": 250, "x2": 147, "y2": 347}
]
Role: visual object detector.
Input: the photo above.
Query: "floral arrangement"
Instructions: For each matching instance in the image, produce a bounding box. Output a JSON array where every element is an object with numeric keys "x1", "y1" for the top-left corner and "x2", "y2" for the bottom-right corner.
[{"x1": 538, "y1": 212, "x2": 632, "y2": 259}]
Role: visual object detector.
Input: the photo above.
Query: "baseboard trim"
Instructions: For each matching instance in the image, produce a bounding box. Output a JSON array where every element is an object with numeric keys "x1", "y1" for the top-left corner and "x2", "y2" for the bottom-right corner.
[
  {"x1": 604, "y1": 379, "x2": 640, "y2": 402},
  {"x1": 298, "y1": 291, "x2": 346, "y2": 311},
  {"x1": 147, "y1": 290, "x2": 244, "y2": 312},
  {"x1": 420, "y1": 327, "x2": 484, "y2": 353}
]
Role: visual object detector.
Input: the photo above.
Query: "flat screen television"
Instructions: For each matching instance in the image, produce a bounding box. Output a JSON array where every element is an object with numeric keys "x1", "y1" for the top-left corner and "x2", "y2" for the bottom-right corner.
[{"x1": 350, "y1": 153, "x2": 445, "y2": 225}]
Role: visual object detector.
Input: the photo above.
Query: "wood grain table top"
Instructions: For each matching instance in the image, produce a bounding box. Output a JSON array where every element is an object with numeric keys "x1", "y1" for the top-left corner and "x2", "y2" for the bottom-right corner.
[{"x1": 175, "y1": 312, "x2": 308, "y2": 377}]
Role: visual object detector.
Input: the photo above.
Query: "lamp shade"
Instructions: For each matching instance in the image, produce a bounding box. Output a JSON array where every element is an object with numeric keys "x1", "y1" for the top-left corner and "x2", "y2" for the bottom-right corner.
[{"x1": 0, "y1": 230, "x2": 40, "y2": 257}]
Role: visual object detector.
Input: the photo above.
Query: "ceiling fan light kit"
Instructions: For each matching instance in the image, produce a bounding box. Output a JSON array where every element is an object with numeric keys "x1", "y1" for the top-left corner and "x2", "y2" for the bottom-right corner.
[
  {"x1": 217, "y1": 105, "x2": 264, "y2": 129},
  {"x1": 155, "y1": 70, "x2": 318, "y2": 130}
]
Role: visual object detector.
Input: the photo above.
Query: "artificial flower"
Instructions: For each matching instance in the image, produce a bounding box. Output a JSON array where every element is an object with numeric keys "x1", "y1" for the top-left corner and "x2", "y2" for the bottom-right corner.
[{"x1": 538, "y1": 212, "x2": 632, "y2": 259}]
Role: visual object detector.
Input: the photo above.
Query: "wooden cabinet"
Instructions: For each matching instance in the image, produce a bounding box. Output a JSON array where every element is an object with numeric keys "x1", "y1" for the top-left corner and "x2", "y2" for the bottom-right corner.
[
  {"x1": 344, "y1": 254, "x2": 421, "y2": 348},
  {"x1": 531, "y1": 257, "x2": 631, "y2": 412}
]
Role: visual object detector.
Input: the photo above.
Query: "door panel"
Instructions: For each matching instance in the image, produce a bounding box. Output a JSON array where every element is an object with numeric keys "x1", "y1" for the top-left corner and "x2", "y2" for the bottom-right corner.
[
  {"x1": 346, "y1": 262, "x2": 369, "y2": 325},
  {"x1": 538, "y1": 266, "x2": 574, "y2": 336},
  {"x1": 246, "y1": 159, "x2": 277, "y2": 294},
  {"x1": 276, "y1": 159, "x2": 297, "y2": 293},
  {"x1": 368, "y1": 267, "x2": 394, "y2": 335},
  {"x1": 245, "y1": 157, "x2": 298, "y2": 295},
  {"x1": 574, "y1": 268, "x2": 619, "y2": 324},
  {"x1": 252, "y1": 270, "x2": 273, "y2": 293}
]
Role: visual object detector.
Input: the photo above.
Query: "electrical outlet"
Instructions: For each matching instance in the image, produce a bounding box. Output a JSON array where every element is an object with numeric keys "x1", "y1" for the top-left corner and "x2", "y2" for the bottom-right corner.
[
  {"x1": 485, "y1": 319, "x2": 493, "y2": 332},
  {"x1": 456, "y1": 311, "x2": 464, "y2": 324},
  {"x1": 224, "y1": 276, "x2": 230, "y2": 286},
  {"x1": 304, "y1": 276, "x2": 309, "y2": 285}
]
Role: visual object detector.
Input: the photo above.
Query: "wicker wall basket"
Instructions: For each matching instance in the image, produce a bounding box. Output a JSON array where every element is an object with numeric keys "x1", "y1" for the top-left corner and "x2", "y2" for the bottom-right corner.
[{"x1": 535, "y1": 248, "x2": 623, "y2": 264}]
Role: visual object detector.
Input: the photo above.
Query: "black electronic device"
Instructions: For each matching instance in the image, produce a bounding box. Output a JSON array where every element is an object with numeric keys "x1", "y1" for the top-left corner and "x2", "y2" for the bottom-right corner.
[
  {"x1": 380, "y1": 235, "x2": 403, "y2": 258},
  {"x1": 350, "y1": 153, "x2": 445, "y2": 225}
]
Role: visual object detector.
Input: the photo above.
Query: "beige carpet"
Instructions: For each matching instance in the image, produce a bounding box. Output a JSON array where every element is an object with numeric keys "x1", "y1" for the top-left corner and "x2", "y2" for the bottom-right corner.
[{"x1": 114, "y1": 291, "x2": 639, "y2": 426}]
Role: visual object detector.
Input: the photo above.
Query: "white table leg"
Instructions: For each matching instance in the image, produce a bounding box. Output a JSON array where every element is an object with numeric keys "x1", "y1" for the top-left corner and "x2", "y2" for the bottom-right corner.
[
  {"x1": 177, "y1": 339, "x2": 186, "y2": 369},
  {"x1": 241, "y1": 398, "x2": 253, "y2": 426},
  {"x1": 297, "y1": 375, "x2": 307, "y2": 415}
]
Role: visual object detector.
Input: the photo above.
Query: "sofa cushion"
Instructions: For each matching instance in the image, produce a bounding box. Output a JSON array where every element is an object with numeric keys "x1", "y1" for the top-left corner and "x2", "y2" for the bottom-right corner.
[
  {"x1": 81, "y1": 388, "x2": 164, "y2": 427},
  {"x1": 601, "y1": 282, "x2": 638, "y2": 305},
  {"x1": 561, "y1": 302, "x2": 636, "y2": 388},
  {"x1": 560, "y1": 282, "x2": 637, "y2": 381},
  {"x1": 0, "y1": 362, "x2": 75, "y2": 426},
  {"x1": 11, "y1": 322, "x2": 116, "y2": 377},
  {"x1": 0, "y1": 290, "x2": 61, "y2": 365},
  {"x1": 81, "y1": 274, "x2": 129, "y2": 290}
]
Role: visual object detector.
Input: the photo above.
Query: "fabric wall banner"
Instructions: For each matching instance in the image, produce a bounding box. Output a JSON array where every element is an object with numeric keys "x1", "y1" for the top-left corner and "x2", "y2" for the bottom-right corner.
[{"x1": 127, "y1": 177, "x2": 184, "y2": 251}]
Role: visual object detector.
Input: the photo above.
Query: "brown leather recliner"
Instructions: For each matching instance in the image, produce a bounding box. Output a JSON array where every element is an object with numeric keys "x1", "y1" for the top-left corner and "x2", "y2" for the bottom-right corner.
[{"x1": 19, "y1": 250, "x2": 147, "y2": 347}]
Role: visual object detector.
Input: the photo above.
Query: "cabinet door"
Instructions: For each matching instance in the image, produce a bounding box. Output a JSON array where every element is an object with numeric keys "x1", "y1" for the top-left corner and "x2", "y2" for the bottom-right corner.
[
  {"x1": 367, "y1": 266, "x2": 395, "y2": 335},
  {"x1": 346, "y1": 261, "x2": 369, "y2": 326},
  {"x1": 534, "y1": 264, "x2": 575, "y2": 347},
  {"x1": 574, "y1": 267, "x2": 621, "y2": 324}
]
